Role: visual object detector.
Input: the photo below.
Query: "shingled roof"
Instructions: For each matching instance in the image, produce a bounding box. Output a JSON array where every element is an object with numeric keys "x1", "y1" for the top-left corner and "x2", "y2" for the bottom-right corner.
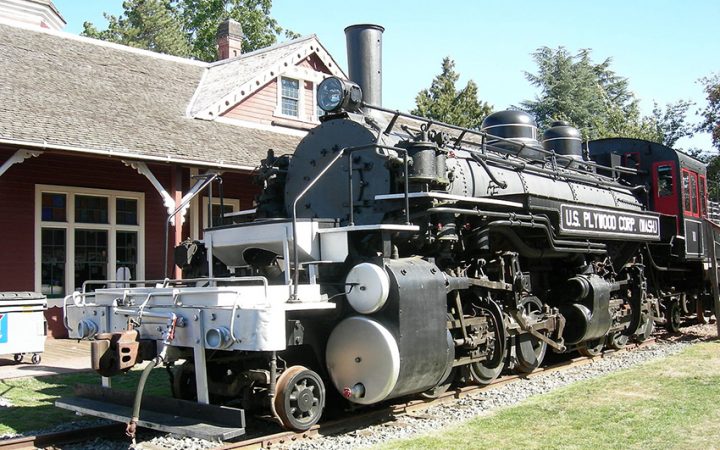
[{"x1": 0, "y1": 21, "x2": 332, "y2": 171}]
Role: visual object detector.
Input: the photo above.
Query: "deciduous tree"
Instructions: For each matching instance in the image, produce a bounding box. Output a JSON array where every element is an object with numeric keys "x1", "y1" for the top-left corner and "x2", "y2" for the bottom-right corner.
[
  {"x1": 82, "y1": 0, "x2": 296, "y2": 61},
  {"x1": 698, "y1": 73, "x2": 720, "y2": 150}
]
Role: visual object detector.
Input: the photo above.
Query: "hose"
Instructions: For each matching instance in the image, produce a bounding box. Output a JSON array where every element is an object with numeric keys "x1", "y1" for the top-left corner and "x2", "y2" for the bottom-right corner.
[{"x1": 126, "y1": 355, "x2": 162, "y2": 441}]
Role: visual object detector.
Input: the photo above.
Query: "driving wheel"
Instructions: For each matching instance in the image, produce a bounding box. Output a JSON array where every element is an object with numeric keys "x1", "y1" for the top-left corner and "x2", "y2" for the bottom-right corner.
[
  {"x1": 469, "y1": 299, "x2": 507, "y2": 386},
  {"x1": 513, "y1": 297, "x2": 548, "y2": 374}
]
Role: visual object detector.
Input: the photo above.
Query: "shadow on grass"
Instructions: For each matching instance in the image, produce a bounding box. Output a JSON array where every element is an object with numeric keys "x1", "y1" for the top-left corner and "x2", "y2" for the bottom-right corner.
[{"x1": 0, "y1": 368, "x2": 171, "y2": 435}]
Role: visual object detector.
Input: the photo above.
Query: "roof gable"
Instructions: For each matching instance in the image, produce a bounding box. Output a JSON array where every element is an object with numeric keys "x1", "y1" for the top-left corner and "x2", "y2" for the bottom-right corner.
[{"x1": 188, "y1": 35, "x2": 346, "y2": 120}]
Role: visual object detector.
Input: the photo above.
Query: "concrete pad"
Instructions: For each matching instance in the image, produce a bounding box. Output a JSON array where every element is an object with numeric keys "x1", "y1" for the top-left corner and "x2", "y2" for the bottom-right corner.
[{"x1": 0, "y1": 338, "x2": 92, "y2": 379}]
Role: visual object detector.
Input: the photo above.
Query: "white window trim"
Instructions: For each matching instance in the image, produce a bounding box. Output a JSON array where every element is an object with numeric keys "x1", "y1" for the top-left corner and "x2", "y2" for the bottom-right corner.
[
  {"x1": 275, "y1": 76, "x2": 303, "y2": 120},
  {"x1": 34, "y1": 184, "x2": 145, "y2": 299},
  {"x1": 202, "y1": 197, "x2": 241, "y2": 230},
  {"x1": 312, "y1": 82, "x2": 323, "y2": 123}
]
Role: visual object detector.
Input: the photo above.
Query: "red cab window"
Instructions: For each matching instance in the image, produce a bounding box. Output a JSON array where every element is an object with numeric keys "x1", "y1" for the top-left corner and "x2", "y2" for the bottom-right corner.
[{"x1": 681, "y1": 169, "x2": 700, "y2": 218}]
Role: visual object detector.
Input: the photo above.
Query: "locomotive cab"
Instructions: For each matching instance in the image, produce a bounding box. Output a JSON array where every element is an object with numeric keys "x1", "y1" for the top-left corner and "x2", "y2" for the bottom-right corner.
[
  {"x1": 588, "y1": 138, "x2": 715, "y2": 331},
  {"x1": 588, "y1": 138, "x2": 708, "y2": 261}
]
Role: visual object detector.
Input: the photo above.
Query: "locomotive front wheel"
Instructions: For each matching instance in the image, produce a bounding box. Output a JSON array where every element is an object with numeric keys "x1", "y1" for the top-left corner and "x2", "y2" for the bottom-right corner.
[
  {"x1": 421, "y1": 327, "x2": 456, "y2": 399},
  {"x1": 607, "y1": 332, "x2": 628, "y2": 350},
  {"x1": 665, "y1": 301, "x2": 681, "y2": 333},
  {"x1": 274, "y1": 365, "x2": 325, "y2": 431},
  {"x1": 578, "y1": 339, "x2": 604, "y2": 357},
  {"x1": 421, "y1": 368, "x2": 457, "y2": 399},
  {"x1": 13, "y1": 353, "x2": 24, "y2": 363}
]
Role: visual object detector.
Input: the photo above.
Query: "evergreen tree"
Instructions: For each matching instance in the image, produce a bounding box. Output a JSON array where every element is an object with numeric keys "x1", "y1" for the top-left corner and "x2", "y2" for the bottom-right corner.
[
  {"x1": 83, "y1": 0, "x2": 191, "y2": 57},
  {"x1": 521, "y1": 46, "x2": 694, "y2": 146},
  {"x1": 412, "y1": 57, "x2": 492, "y2": 129},
  {"x1": 521, "y1": 47, "x2": 635, "y2": 140}
]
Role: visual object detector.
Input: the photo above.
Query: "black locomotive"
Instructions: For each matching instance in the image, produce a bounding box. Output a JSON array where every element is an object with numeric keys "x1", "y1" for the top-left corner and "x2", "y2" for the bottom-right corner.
[{"x1": 59, "y1": 24, "x2": 718, "y2": 438}]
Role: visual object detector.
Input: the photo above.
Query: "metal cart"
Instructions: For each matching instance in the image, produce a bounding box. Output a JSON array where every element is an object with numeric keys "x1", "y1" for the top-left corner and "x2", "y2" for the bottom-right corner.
[{"x1": 0, "y1": 292, "x2": 47, "y2": 365}]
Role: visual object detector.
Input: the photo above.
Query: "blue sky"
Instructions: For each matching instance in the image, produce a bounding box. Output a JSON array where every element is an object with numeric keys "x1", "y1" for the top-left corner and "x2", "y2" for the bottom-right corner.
[{"x1": 53, "y1": 0, "x2": 719, "y2": 152}]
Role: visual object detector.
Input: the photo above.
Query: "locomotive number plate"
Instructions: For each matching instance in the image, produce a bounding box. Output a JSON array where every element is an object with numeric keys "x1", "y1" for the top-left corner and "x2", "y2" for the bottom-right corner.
[{"x1": 560, "y1": 204, "x2": 660, "y2": 240}]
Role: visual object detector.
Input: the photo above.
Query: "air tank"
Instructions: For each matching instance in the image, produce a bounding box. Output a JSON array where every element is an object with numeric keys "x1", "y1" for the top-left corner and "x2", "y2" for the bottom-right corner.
[
  {"x1": 480, "y1": 110, "x2": 544, "y2": 161},
  {"x1": 542, "y1": 121, "x2": 584, "y2": 161}
]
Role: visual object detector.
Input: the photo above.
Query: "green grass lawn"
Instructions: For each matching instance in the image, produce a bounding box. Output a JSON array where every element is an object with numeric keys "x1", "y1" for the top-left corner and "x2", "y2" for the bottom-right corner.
[
  {"x1": 0, "y1": 367, "x2": 171, "y2": 435},
  {"x1": 381, "y1": 341, "x2": 720, "y2": 450}
]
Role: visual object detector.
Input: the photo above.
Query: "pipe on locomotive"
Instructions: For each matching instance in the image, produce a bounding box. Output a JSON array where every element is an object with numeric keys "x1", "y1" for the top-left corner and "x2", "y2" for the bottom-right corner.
[{"x1": 344, "y1": 24, "x2": 384, "y2": 109}]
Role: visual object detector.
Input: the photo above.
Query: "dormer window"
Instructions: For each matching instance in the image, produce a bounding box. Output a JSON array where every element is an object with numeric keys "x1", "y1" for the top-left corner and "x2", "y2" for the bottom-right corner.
[{"x1": 281, "y1": 77, "x2": 300, "y2": 117}]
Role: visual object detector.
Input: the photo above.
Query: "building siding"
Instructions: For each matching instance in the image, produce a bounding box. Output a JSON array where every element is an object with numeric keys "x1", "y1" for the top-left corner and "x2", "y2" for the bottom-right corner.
[
  {"x1": 0, "y1": 147, "x2": 260, "y2": 336},
  {"x1": 222, "y1": 54, "x2": 335, "y2": 126}
]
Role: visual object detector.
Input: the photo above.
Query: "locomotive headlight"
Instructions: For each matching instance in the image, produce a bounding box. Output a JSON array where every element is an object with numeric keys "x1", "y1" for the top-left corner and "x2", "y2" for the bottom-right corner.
[{"x1": 317, "y1": 76, "x2": 363, "y2": 113}]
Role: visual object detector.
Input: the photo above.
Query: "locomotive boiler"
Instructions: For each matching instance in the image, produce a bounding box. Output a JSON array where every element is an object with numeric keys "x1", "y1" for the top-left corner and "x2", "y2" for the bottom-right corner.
[{"x1": 58, "y1": 24, "x2": 713, "y2": 440}]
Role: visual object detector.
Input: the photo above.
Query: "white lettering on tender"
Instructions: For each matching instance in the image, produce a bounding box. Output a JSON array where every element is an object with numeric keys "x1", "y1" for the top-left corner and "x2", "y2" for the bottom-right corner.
[
  {"x1": 592, "y1": 212, "x2": 617, "y2": 231},
  {"x1": 638, "y1": 218, "x2": 657, "y2": 235},
  {"x1": 564, "y1": 209, "x2": 580, "y2": 227},
  {"x1": 618, "y1": 216, "x2": 636, "y2": 232}
]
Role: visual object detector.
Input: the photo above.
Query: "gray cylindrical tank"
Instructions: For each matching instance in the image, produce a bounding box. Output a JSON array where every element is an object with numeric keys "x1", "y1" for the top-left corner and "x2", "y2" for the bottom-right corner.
[
  {"x1": 480, "y1": 110, "x2": 544, "y2": 161},
  {"x1": 344, "y1": 24, "x2": 384, "y2": 108},
  {"x1": 543, "y1": 121, "x2": 583, "y2": 160}
]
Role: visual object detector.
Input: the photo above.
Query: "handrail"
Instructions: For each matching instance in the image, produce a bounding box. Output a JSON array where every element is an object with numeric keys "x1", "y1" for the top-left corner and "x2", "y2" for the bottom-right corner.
[
  {"x1": 364, "y1": 103, "x2": 640, "y2": 177},
  {"x1": 81, "y1": 276, "x2": 268, "y2": 294},
  {"x1": 290, "y1": 143, "x2": 412, "y2": 300}
]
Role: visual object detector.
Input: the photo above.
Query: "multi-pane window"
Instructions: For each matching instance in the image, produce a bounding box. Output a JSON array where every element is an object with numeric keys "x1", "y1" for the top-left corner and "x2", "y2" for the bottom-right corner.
[
  {"x1": 117, "y1": 198, "x2": 138, "y2": 225},
  {"x1": 690, "y1": 175, "x2": 698, "y2": 215},
  {"x1": 116, "y1": 231, "x2": 138, "y2": 280},
  {"x1": 42, "y1": 193, "x2": 66, "y2": 221},
  {"x1": 281, "y1": 77, "x2": 300, "y2": 117},
  {"x1": 74, "y1": 230, "x2": 108, "y2": 288},
  {"x1": 75, "y1": 195, "x2": 108, "y2": 223},
  {"x1": 37, "y1": 186, "x2": 144, "y2": 297},
  {"x1": 682, "y1": 171, "x2": 691, "y2": 212},
  {"x1": 41, "y1": 228, "x2": 65, "y2": 297}
]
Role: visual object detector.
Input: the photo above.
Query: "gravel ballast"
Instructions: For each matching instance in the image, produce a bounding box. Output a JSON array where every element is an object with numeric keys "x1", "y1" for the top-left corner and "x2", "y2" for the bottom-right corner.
[
  {"x1": 287, "y1": 337, "x2": 698, "y2": 450},
  {"x1": 2, "y1": 324, "x2": 715, "y2": 449}
]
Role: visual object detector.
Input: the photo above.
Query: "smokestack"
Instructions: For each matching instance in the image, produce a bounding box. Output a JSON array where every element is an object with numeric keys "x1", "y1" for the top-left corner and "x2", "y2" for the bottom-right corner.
[{"x1": 344, "y1": 24, "x2": 384, "y2": 108}]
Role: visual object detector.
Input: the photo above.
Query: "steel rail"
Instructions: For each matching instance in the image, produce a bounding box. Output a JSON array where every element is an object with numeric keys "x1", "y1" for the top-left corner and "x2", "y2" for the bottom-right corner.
[
  {"x1": 0, "y1": 423, "x2": 125, "y2": 450},
  {"x1": 215, "y1": 339, "x2": 655, "y2": 450}
]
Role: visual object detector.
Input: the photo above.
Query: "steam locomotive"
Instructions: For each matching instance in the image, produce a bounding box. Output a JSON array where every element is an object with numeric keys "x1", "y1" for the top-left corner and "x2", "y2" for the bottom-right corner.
[{"x1": 58, "y1": 25, "x2": 717, "y2": 440}]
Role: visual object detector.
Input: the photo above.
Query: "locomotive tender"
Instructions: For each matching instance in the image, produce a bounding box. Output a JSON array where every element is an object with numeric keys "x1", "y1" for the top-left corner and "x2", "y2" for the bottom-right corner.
[{"x1": 58, "y1": 25, "x2": 718, "y2": 439}]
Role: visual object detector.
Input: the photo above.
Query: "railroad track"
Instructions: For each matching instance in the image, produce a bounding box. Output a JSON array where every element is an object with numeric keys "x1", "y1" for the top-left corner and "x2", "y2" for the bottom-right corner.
[
  {"x1": 0, "y1": 423, "x2": 125, "y2": 450},
  {"x1": 217, "y1": 340, "x2": 654, "y2": 450},
  {"x1": 0, "y1": 340, "x2": 653, "y2": 450}
]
